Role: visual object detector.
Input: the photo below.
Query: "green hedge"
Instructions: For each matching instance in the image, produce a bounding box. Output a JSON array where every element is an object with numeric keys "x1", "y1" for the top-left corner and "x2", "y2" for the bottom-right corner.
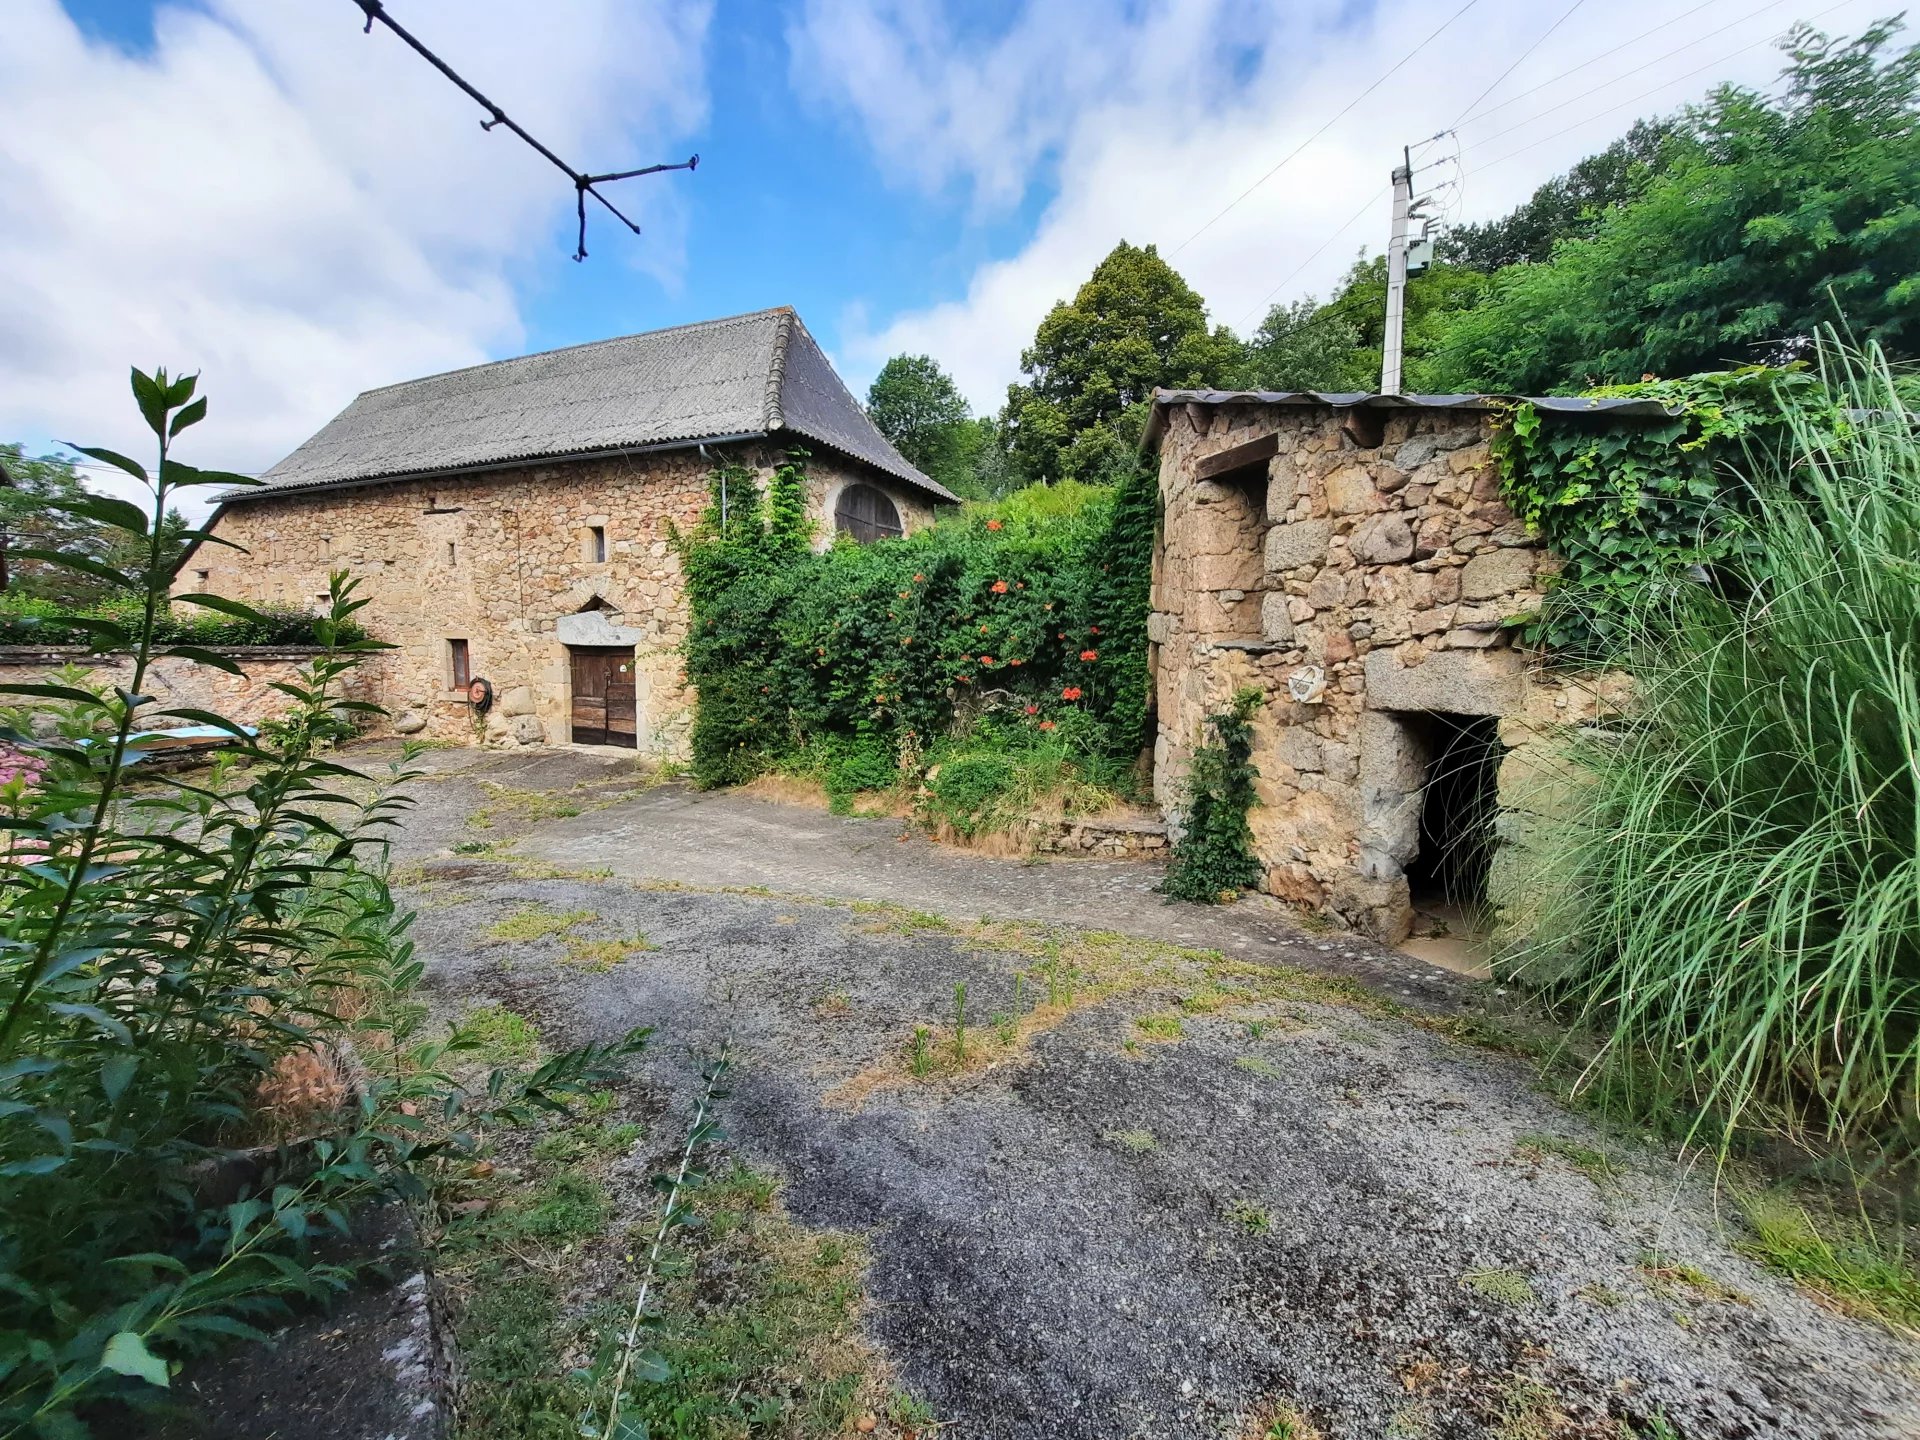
[
  {"x1": 680, "y1": 451, "x2": 1156, "y2": 792},
  {"x1": 0, "y1": 594, "x2": 365, "y2": 649}
]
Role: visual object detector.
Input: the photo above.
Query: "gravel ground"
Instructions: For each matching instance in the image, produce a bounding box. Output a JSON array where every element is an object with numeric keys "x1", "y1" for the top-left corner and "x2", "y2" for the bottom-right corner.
[{"x1": 373, "y1": 746, "x2": 1920, "y2": 1440}]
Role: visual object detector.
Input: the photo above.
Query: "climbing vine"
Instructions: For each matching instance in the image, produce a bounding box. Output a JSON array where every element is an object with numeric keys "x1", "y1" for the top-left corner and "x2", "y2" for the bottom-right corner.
[
  {"x1": 1158, "y1": 688, "x2": 1265, "y2": 904},
  {"x1": 679, "y1": 451, "x2": 1159, "y2": 797},
  {"x1": 1491, "y1": 365, "x2": 1819, "y2": 657}
]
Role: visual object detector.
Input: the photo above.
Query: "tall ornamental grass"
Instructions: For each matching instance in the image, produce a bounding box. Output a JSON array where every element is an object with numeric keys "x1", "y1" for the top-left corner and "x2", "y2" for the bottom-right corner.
[{"x1": 1515, "y1": 339, "x2": 1920, "y2": 1159}]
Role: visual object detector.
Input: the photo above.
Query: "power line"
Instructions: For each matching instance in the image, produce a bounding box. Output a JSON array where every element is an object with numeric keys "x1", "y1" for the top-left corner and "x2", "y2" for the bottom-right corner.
[
  {"x1": 349, "y1": 0, "x2": 698, "y2": 262},
  {"x1": 1460, "y1": 0, "x2": 1864, "y2": 164},
  {"x1": 1453, "y1": 0, "x2": 1774, "y2": 131},
  {"x1": 1237, "y1": 184, "x2": 1385, "y2": 332},
  {"x1": 1170, "y1": 0, "x2": 1481, "y2": 257},
  {"x1": 1445, "y1": 0, "x2": 1590, "y2": 133}
]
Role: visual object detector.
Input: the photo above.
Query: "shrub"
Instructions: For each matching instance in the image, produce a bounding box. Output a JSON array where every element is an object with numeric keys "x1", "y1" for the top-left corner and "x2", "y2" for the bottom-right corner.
[
  {"x1": 1508, "y1": 337, "x2": 1920, "y2": 1158},
  {"x1": 0, "y1": 370, "x2": 642, "y2": 1431},
  {"x1": 0, "y1": 591, "x2": 365, "y2": 648},
  {"x1": 680, "y1": 452, "x2": 1158, "y2": 806}
]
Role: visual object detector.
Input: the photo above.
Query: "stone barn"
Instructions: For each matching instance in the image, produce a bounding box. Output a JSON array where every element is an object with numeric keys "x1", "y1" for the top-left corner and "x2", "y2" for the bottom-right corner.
[
  {"x1": 182, "y1": 308, "x2": 954, "y2": 753},
  {"x1": 1145, "y1": 390, "x2": 1652, "y2": 945}
]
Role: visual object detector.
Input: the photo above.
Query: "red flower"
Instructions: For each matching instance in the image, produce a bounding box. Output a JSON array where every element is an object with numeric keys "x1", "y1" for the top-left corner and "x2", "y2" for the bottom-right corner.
[
  {"x1": 1009, "y1": 658, "x2": 1023, "y2": 666},
  {"x1": 1038, "y1": 720, "x2": 1056, "y2": 731},
  {"x1": 913, "y1": 573, "x2": 924, "y2": 582},
  {"x1": 980, "y1": 655, "x2": 995, "y2": 665},
  {"x1": 979, "y1": 624, "x2": 989, "y2": 633},
  {"x1": 1089, "y1": 625, "x2": 1101, "y2": 635},
  {"x1": 898, "y1": 590, "x2": 910, "y2": 599},
  {"x1": 987, "y1": 519, "x2": 1003, "y2": 531},
  {"x1": 1061, "y1": 686, "x2": 1083, "y2": 701},
  {"x1": 991, "y1": 580, "x2": 1009, "y2": 594},
  {"x1": 1080, "y1": 648, "x2": 1099, "y2": 661},
  {"x1": 1024, "y1": 704, "x2": 1039, "y2": 715}
]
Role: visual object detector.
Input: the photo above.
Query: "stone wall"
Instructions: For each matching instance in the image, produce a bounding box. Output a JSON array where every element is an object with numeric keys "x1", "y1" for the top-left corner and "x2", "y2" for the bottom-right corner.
[
  {"x1": 1149, "y1": 399, "x2": 1628, "y2": 942},
  {"x1": 0, "y1": 646, "x2": 374, "y2": 731},
  {"x1": 181, "y1": 442, "x2": 936, "y2": 755}
]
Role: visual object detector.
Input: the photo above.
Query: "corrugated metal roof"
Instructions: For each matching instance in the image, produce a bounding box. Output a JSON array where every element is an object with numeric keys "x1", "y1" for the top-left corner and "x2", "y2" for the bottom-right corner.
[
  {"x1": 241, "y1": 308, "x2": 955, "y2": 504},
  {"x1": 1144, "y1": 387, "x2": 1680, "y2": 448}
]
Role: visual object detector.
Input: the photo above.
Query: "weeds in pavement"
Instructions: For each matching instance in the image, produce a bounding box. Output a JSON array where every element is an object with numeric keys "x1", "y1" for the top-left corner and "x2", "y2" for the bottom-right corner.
[
  {"x1": 562, "y1": 934, "x2": 654, "y2": 971},
  {"x1": 1514, "y1": 1133, "x2": 1616, "y2": 1186},
  {"x1": 1635, "y1": 1252, "x2": 1749, "y2": 1306},
  {"x1": 1462, "y1": 1268, "x2": 1536, "y2": 1307},
  {"x1": 1106, "y1": 1128, "x2": 1157, "y2": 1153},
  {"x1": 1228, "y1": 1198, "x2": 1272, "y2": 1235},
  {"x1": 459, "y1": 1005, "x2": 543, "y2": 1064},
  {"x1": 485, "y1": 905, "x2": 597, "y2": 942},
  {"x1": 951, "y1": 982, "x2": 969, "y2": 1062}
]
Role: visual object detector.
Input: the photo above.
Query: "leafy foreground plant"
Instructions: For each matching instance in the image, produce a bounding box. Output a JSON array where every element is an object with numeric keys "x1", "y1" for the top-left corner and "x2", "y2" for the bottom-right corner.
[
  {"x1": 0, "y1": 370, "x2": 647, "y2": 1434},
  {"x1": 1507, "y1": 337, "x2": 1920, "y2": 1165},
  {"x1": 1159, "y1": 688, "x2": 1265, "y2": 904}
]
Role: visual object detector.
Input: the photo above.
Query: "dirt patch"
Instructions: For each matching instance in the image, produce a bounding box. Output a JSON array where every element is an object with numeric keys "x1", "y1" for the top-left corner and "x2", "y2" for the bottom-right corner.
[{"x1": 399, "y1": 868, "x2": 1920, "y2": 1439}]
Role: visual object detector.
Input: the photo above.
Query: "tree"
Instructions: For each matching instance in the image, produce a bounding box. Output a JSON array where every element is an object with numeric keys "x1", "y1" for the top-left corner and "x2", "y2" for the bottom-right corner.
[
  {"x1": 1, "y1": 444, "x2": 114, "y2": 605},
  {"x1": 1000, "y1": 241, "x2": 1241, "y2": 484},
  {"x1": 1438, "y1": 120, "x2": 1677, "y2": 272},
  {"x1": 0, "y1": 442, "x2": 189, "y2": 606},
  {"x1": 865, "y1": 355, "x2": 974, "y2": 493},
  {"x1": 1233, "y1": 296, "x2": 1367, "y2": 393},
  {"x1": 1313, "y1": 254, "x2": 1492, "y2": 392},
  {"x1": 1427, "y1": 21, "x2": 1920, "y2": 392}
]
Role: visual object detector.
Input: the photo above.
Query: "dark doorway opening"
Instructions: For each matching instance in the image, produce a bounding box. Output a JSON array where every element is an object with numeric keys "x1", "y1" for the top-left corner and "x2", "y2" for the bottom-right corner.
[{"x1": 1404, "y1": 713, "x2": 1502, "y2": 912}]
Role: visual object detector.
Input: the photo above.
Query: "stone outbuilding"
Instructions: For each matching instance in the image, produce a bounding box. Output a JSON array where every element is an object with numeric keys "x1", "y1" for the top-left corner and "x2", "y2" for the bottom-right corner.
[
  {"x1": 182, "y1": 308, "x2": 955, "y2": 753},
  {"x1": 1145, "y1": 390, "x2": 1652, "y2": 943}
]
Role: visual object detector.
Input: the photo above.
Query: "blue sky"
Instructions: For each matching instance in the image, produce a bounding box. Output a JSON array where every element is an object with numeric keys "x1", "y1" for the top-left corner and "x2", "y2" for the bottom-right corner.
[{"x1": 5, "y1": 0, "x2": 1880, "y2": 495}]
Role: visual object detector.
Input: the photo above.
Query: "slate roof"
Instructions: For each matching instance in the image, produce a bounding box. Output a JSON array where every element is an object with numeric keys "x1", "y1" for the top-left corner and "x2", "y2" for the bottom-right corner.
[
  {"x1": 244, "y1": 308, "x2": 955, "y2": 504},
  {"x1": 1144, "y1": 387, "x2": 1678, "y2": 448}
]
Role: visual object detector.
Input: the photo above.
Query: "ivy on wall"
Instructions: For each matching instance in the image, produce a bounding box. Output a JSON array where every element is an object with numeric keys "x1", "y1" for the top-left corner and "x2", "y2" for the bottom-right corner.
[
  {"x1": 680, "y1": 451, "x2": 1159, "y2": 793},
  {"x1": 1491, "y1": 366, "x2": 1820, "y2": 658},
  {"x1": 1158, "y1": 687, "x2": 1264, "y2": 904}
]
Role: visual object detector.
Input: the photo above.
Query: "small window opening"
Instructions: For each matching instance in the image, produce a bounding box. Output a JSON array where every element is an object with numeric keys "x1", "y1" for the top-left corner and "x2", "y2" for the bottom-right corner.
[
  {"x1": 1404, "y1": 712, "x2": 1502, "y2": 938},
  {"x1": 449, "y1": 639, "x2": 471, "y2": 690},
  {"x1": 193, "y1": 569, "x2": 211, "y2": 588},
  {"x1": 446, "y1": 540, "x2": 457, "y2": 566},
  {"x1": 589, "y1": 525, "x2": 607, "y2": 563},
  {"x1": 833, "y1": 484, "x2": 903, "y2": 544}
]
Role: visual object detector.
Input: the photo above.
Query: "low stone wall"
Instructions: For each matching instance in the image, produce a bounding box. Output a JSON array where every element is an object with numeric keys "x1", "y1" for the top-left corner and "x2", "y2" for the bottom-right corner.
[
  {"x1": 1022, "y1": 812, "x2": 1169, "y2": 859},
  {"x1": 1148, "y1": 396, "x2": 1638, "y2": 942},
  {"x1": 0, "y1": 646, "x2": 381, "y2": 732}
]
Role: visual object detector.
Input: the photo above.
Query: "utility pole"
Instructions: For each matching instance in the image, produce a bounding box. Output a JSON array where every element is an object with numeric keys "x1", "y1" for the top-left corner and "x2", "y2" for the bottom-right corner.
[{"x1": 1381, "y1": 146, "x2": 1413, "y2": 396}]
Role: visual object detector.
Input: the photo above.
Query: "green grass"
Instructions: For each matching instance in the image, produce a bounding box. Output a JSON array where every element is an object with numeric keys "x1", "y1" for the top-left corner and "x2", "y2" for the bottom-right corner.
[
  {"x1": 457, "y1": 1004, "x2": 542, "y2": 1063},
  {"x1": 484, "y1": 905, "x2": 597, "y2": 942},
  {"x1": 1133, "y1": 1013, "x2": 1184, "y2": 1042},
  {"x1": 1500, "y1": 340, "x2": 1920, "y2": 1160},
  {"x1": 1461, "y1": 1267, "x2": 1536, "y2": 1306},
  {"x1": 1736, "y1": 1192, "x2": 1920, "y2": 1333},
  {"x1": 1228, "y1": 1198, "x2": 1271, "y2": 1235},
  {"x1": 1106, "y1": 1128, "x2": 1157, "y2": 1153},
  {"x1": 444, "y1": 1112, "x2": 921, "y2": 1440},
  {"x1": 1235, "y1": 1054, "x2": 1285, "y2": 1080},
  {"x1": 1513, "y1": 1132, "x2": 1616, "y2": 1186},
  {"x1": 560, "y1": 933, "x2": 653, "y2": 970}
]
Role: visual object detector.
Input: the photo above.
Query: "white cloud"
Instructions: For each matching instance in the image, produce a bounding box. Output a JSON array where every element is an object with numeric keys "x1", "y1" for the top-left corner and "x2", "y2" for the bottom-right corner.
[
  {"x1": 803, "y1": 0, "x2": 1880, "y2": 411},
  {"x1": 0, "y1": 0, "x2": 710, "y2": 508}
]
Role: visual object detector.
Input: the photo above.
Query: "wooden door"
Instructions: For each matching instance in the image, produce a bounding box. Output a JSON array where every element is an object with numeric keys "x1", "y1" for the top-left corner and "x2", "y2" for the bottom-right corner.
[{"x1": 569, "y1": 647, "x2": 637, "y2": 747}]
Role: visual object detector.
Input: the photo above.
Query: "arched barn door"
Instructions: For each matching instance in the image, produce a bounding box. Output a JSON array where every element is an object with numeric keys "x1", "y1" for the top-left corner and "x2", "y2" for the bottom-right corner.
[{"x1": 833, "y1": 484, "x2": 903, "y2": 543}]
